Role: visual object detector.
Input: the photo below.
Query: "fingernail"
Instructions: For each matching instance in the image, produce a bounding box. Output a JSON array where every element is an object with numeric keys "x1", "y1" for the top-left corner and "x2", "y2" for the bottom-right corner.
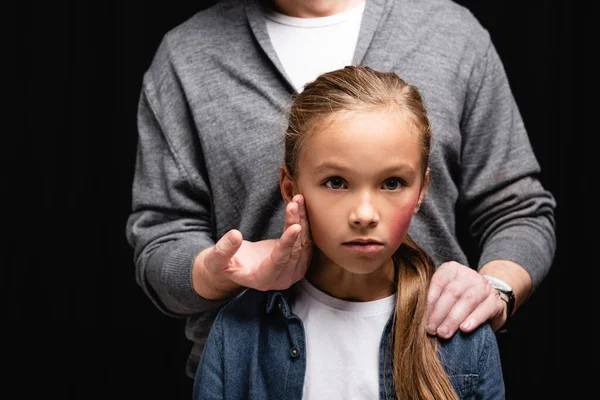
[
  {"x1": 462, "y1": 321, "x2": 472, "y2": 330},
  {"x1": 438, "y1": 326, "x2": 449, "y2": 336},
  {"x1": 427, "y1": 324, "x2": 436, "y2": 334},
  {"x1": 227, "y1": 233, "x2": 237, "y2": 246}
]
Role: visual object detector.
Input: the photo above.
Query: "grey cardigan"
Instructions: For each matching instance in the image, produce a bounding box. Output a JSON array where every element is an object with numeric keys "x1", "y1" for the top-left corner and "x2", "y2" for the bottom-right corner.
[{"x1": 126, "y1": 0, "x2": 556, "y2": 376}]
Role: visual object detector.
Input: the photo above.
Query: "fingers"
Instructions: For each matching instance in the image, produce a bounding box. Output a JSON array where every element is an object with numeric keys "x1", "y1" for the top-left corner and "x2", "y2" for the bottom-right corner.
[
  {"x1": 284, "y1": 199, "x2": 300, "y2": 231},
  {"x1": 294, "y1": 194, "x2": 310, "y2": 237},
  {"x1": 205, "y1": 229, "x2": 243, "y2": 271},
  {"x1": 233, "y1": 195, "x2": 309, "y2": 292},
  {"x1": 259, "y1": 223, "x2": 302, "y2": 289},
  {"x1": 427, "y1": 280, "x2": 478, "y2": 338},
  {"x1": 426, "y1": 262, "x2": 493, "y2": 338},
  {"x1": 462, "y1": 294, "x2": 506, "y2": 333},
  {"x1": 426, "y1": 262, "x2": 459, "y2": 328},
  {"x1": 284, "y1": 198, "x2": 303, "y2": 266},
  {"x1": 291, "y1": 194, "x2": 312, "y2": 282}
]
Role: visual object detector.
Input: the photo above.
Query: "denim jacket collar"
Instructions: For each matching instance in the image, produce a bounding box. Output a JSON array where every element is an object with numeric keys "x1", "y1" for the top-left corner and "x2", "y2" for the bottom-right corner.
[{"x1": 265, "y1": 289, "x2": 294, "y2": 316}]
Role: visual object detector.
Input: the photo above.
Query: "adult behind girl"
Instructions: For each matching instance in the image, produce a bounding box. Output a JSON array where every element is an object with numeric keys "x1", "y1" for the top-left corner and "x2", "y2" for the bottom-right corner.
[{"x1": 193, "y1": 66, "x2": 504, "y2": 399}]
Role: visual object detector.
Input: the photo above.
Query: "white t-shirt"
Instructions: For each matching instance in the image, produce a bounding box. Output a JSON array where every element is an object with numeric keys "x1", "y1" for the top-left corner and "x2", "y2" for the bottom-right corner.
[
  {"x1": 291, "y1": 278, "x2": 396, "y2": 399},
  {"x1": 264, "y1": 2, "x2": 366, "y2": 92}
]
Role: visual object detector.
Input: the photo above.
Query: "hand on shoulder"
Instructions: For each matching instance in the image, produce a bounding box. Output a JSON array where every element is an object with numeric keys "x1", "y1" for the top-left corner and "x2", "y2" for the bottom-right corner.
[{"x1": 426, "y1": 261, "x2": 507, "y2": 338}]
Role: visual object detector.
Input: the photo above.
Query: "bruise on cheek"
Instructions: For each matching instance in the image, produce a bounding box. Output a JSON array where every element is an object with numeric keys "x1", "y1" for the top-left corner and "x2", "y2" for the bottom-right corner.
[{"x1": 390, "y1": 208, "x2": 416, "y2": 246}]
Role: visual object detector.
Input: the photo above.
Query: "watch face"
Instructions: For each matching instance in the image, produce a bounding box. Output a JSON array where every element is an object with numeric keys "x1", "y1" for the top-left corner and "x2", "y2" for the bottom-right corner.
[{"x1": 483, "y1": 275, "x2": 512, "y2": 292}]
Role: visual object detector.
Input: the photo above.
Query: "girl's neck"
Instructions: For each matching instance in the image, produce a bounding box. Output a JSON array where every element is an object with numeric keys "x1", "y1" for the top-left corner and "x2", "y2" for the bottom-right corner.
[
  {"x1": 267, "y1": 0, "x2": 365, "y2": 18},
  {"x1": 305, "y1": 251, "x2": 396, "y2": 302}
]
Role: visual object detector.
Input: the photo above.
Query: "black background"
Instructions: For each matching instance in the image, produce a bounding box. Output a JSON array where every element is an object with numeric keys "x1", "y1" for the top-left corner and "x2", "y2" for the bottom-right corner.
[{"x1": 7, "y1": 1, "x2": 586, "y2": 399}]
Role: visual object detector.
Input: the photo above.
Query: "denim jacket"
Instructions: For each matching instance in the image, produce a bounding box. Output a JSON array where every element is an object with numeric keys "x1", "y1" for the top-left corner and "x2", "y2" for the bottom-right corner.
[{"x1": 193, "y1": 288, "x2": 505, "y2": 399}]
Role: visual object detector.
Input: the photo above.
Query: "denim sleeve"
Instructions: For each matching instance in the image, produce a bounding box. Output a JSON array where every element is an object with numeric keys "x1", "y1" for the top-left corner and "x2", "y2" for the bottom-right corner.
[
  {"x1": 193, "y1": 312, "x2": 225, "y2": 399},
  {"x1": 475, "y1": 327, "x2": 506, "y2": 399}
]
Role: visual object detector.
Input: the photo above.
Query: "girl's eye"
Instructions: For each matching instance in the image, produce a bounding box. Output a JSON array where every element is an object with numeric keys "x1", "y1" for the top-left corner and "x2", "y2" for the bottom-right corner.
[
  {"x1": 383, "y1": 178, "x2": 402, "y2": 190},
  {"x1": 324, "y1": 177, "x2": 346, "y2": 190}
]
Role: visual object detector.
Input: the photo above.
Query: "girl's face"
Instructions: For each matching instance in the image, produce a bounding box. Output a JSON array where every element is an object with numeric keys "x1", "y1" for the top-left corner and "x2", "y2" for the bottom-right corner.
[{"x1": 289, "y1": 109, "x2": 428, "y2": 276}]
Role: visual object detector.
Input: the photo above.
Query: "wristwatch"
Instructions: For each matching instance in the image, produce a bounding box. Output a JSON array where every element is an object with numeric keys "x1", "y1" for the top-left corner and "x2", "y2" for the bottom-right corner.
[{"x1": 482, "y1": 275, "x2": 515, "y2": 321}]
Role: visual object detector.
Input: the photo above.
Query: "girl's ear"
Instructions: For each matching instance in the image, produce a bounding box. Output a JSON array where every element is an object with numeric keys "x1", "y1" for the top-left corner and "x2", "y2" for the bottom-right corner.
[
  {"x1": 280, "y1": 165, "x2": 297, "y2": 204},
  {"x1": 414, "y1": 167, "x2": 430, "y2": 213}
]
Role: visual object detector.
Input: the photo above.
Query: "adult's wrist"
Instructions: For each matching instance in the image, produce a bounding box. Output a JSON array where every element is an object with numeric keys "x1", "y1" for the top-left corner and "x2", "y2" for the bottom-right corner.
[
  {"x1": 482, "y1": 274, "x2": 516, "y2": 323},
  {"x1": 479, "y1": 259, "x2": 532, "y2": 315}
]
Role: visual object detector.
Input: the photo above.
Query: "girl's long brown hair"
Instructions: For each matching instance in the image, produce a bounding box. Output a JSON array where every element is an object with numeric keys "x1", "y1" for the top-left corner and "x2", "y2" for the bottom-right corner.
[{"x1": 284, "y1": 66, "x2": 458, "y2": 400}]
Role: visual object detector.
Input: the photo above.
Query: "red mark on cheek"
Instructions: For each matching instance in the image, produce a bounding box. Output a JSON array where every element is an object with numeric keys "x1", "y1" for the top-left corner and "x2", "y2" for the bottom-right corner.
[{"x1": 390, "y1": 208, "x2": 416, "y2": 246}]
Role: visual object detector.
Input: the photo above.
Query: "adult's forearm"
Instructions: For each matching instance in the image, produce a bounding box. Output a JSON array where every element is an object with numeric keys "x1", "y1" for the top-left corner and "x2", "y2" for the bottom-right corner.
[
  {"x1": 477, "y1": 212, "x2": 555, "y2": 294},
  {"x1": 139, "y1": 238, "x2": 230, "y2": 316}
]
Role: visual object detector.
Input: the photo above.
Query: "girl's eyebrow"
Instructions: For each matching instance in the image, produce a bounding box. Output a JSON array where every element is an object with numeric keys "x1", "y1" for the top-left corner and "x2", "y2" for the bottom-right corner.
[
  {"x1": 313, "y1": 161, "x2": 351, "y2": 174},
  {"x1": 379, "y1": 164, "x2": 418, "y2": 175},
  {"x1": 313, "y1": 161, "x2": 418, "y2": 175}
]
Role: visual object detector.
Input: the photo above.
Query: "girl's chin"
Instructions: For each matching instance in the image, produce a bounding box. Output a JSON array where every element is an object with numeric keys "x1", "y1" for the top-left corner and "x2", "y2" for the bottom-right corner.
[
  {"x1": 325, "y1": 258, "x2": 394, "y2": 276},
  {"x1": 310, "y1": 248, "x2": 395, "y2": 275}
]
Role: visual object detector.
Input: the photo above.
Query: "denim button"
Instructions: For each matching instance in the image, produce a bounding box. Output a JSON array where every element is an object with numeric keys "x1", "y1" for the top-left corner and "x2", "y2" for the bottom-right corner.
[{"x1": 290, "y1": 346, "x2": 300, "y2": 358}]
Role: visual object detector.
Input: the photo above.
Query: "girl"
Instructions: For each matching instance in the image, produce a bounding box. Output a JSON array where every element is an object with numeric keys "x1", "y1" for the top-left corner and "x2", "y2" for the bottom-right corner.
[{"x1": 193, "y1": 66, "x2": 505, "y2": 399}]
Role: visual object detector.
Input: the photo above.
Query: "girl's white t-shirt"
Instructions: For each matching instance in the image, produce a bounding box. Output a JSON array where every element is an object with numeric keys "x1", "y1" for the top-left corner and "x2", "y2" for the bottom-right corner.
[
  {"x1": 291, "y1": 278, "x2": 396, "y2": 399},
  {"x1": 264, "y1": 2, "x2": 366, "y2": 93}
]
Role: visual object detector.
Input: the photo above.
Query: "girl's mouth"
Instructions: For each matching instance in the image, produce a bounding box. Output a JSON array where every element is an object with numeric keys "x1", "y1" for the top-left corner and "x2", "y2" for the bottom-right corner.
[{"x1": 342, "y1": 242, "x2": 385, "y2": 253}]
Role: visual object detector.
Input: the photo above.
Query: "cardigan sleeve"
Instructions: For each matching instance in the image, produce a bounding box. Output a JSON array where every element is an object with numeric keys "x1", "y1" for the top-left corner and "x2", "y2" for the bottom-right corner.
[{"x1": 459, "y1": 40, "x2": 556, "y2": 291}]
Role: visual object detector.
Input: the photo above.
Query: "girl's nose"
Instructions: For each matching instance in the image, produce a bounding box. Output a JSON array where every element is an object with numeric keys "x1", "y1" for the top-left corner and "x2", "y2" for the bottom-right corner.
[{"x1": 349, "y1": 194, "x2": 379, "y2": 227}]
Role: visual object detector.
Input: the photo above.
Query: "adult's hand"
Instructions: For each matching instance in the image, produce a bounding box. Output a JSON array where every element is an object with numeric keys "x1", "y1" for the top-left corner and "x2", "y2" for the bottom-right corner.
[
  {"x1": 426, "y1": 261, "x2": 507, "y2": 338},
  {"x1": 192, "y1": 195, "x2": 312, "y2": 299}
]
